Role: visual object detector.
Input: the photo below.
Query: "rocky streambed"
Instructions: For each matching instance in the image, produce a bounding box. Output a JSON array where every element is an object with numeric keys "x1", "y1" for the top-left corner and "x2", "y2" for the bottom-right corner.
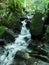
[{"x1": 0, "y1": 13, "x2": 49, "y2": 65}]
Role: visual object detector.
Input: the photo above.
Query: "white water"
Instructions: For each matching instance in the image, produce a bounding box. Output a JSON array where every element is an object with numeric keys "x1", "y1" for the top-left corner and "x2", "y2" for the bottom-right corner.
[{"x1": 0, "y1": 20, "x2": 31, "y2": 65}]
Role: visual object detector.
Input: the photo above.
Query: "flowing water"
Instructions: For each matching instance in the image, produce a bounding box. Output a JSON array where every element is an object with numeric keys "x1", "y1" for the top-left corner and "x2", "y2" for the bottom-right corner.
[{"x1": 0, "y1": 20, "x2": 31, "y2": 65}]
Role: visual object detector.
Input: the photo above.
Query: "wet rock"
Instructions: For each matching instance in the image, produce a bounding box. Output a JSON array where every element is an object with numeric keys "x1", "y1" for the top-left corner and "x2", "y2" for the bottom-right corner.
[
  {"x1": 29, "y1": 54, "x2": 49, "y2": 63},
  {"x1": 28, "y1": 44, "x2": 48, "y2": 56},
  {"x1": 12, "y1": 60, "x2": 27, "y2": 65},
  {"x1": 26, "y1": 20, "x2": 30, "y2": 29},
  {"x1": 18, "y1": 58, "x2": 36, "y2": 65},
  {"x1": 20, "y1": 17, "x2": 27, "y2": 21},
  {"x1": 35, "y1": 60, "x2": 49, "y2": 65},
  {"x1": 14, "y1": 51, "x2": 31, "y2": 60},
  {"x1": 30, "y1": 11, "x2": 45, "y2": 39},
  {"x1": 14, "y1": 51, "x2": 36, "y2": 65},
  {"x1": 0, "y1": 26, "x2": 15, "y2": 43},
  {"x1": 43, "y1": 43, "x2": 49, "y2": 57},
  {"x1": 0, "y1": 39, "x2": 6, "y2": 47},
  {"x1": 24, "y1": 37, "x2": 29, "y2": 42},
  {"x1": 28, "y1": 40, "x2": 43, "y2": 50},
  {"x1": 28, "y1": 40, "x2": 48, "y2": 58},
  {"x1": 27, "y1": 58, "x2": 36, "y2": 65}
]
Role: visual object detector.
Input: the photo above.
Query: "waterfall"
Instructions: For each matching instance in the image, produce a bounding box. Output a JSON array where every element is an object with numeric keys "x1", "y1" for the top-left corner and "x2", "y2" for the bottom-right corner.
[{"x1": 0, "y1": 20, "x2": 31, "y2": 65}]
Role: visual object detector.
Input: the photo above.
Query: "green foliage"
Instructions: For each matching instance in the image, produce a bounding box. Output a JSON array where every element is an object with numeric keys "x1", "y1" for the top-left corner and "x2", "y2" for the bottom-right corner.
[
  {"x1": 0, "y1": 26, "x2": 6, "y2": 38},
  {"x1": 25, "y1": 0, "x2": 49, "y2": 14},
  {"x1": 0, "y1": 0, "x2": 25, "y2": 19},
  {"x1": 0, "y1": 0, "x2": 25, "y2": 32},
  {"x1": 6, "y1": 0, "x2": 24, "y2": 15},
  {"x1": 0, "y1": 26, "x2": 15, "y2": 42}
]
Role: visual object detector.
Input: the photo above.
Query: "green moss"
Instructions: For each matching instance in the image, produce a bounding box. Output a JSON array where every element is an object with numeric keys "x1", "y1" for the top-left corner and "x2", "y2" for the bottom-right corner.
[{"x1": 30, "y1": 12, "x2": 44, "y2": 36}]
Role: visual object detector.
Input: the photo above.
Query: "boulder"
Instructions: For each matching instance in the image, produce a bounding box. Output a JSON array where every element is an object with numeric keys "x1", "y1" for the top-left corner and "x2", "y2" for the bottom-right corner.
[
  {"x1": 30, "y1": 11, "x2": 45, "y2": 39},
  {"x1": 14, "y1": 51, "x2": 30, "y2": 60}
]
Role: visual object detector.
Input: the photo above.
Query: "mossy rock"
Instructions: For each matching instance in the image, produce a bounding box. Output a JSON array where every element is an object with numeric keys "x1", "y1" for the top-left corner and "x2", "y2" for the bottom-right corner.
[
  {"x1": 15, "y1": 51, "x2": 30, "y2": 60},
  {"x1": 30, "y1": 12, "x2": 44, "y2": 36},
  {"x1": 0, "y1": 26, "x2": 15, "y2": 42}
]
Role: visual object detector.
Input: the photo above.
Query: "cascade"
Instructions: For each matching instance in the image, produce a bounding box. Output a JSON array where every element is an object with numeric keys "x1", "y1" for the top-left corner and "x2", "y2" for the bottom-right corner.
[{"x1": 0, "y1": 20, "x2": 31, "y2": 65}]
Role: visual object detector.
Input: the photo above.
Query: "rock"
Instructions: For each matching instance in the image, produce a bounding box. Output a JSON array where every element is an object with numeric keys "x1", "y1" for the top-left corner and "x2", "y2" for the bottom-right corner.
[
  {"x1": 28, "y1": 40, "x2": 44, "y2": 50},
  {"x1": 14, "y1": 51, "x2": 36, "y2": 65},
  {"x1": 43, "y1": 43, "x2": 49, "y2": 57},
  {"x1": 26, "y1": 20, "x2": 30, "y2": 28},
  {"x1": 28, "y1": 41, "x2": 48, "y2": 57},
  {"x1": 0, "y1": 26, "x2": 15, "y2": 43},
  {"x1": 35, "y1": 60, "x2": 49, "y2": 65},
  {"x1": 20, "y1": 17, "x2": 27, "y2": 21},
  {"x1": 30, "y1": 11, "x2": 45, "y2": 39},
  {"x1": 0, "y1": 39, "x2": 6, "y2": 47},
  {"x1": 24, "y1": 37, "x2": 30, "y2": 42},
  {"x1": 29, "y1": 54, "x2": 49, "y2": 63},
  {"x1": 14, "y1": 51, "x2": 31, "y2": 60},
  {"x1": 12, "y1": 60, "x2": 27, "y2": 65}
]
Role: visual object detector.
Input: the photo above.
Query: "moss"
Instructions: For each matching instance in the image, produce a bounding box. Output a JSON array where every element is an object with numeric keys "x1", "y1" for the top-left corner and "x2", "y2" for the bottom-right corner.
[{"x1": 30, "y1": 11, "x2": 44, "y2": 36}]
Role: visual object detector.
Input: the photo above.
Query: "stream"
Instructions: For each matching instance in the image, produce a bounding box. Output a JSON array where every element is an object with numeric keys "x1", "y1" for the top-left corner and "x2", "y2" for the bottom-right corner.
[
  {"x1": 0, "y1": 20, "x2": 31, "y2": 65},
  {"x1": 0, "y1": 16, "x2": 49, "y2": 65}
]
